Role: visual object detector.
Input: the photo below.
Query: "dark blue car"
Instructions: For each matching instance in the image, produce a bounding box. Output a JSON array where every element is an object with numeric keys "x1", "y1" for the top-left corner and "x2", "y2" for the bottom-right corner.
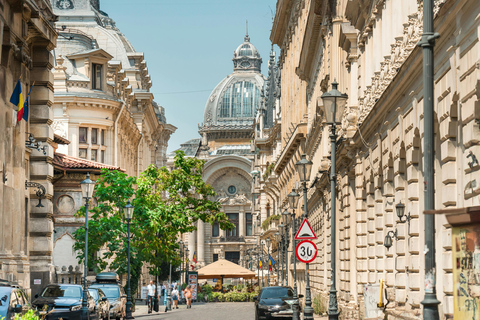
[{"x1": 0, "y1": 280, "x2": 30, "y2": 320}]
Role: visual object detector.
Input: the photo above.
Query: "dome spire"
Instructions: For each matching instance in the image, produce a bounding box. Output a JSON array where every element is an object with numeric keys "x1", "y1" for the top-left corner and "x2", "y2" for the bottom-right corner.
[{"x1": 245, "y1": 20, "x2": 250, "y2": 42}]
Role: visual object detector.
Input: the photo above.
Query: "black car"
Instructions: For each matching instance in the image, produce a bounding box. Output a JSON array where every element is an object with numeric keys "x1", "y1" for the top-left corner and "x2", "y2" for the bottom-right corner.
[
  {"x1": 0, "y1": 280, "x2": 30, "y2": 320},
  {"x1": 32, "y1": 284, "x2": 99, "y2": 320},
  {"x1": 89, "y1": 273, "x2": 126, "y2": 320},
  {"x1": 254, "y1": 286, "x2": 303, "y2": 320},
  {"x1": 89, "y1": 288, "x2": 110, "y2": 320}
]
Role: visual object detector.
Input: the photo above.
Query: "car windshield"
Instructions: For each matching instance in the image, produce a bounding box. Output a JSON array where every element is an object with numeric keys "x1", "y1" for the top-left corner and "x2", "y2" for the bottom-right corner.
[
  {"x1": 88, "y1": 289, "x2": 99, "y2": 301},
  {"x1": 260, "y1": 288, "x2": 293, "y2": 299},
  {"x1": 41, "y1": 286, "x2": 82, "y2": 298},
  {"x1": 0, "y1": 287, "x2": 12, "y2": 314},
  {"x1": 90, "y1": 285, "x2": 119, "y2": 299}
]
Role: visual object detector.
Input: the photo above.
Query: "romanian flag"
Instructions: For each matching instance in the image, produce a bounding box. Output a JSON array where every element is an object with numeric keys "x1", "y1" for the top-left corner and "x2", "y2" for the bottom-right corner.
[
  {"x1": 268, "y1": 254, "x2": 276, "y2": 271},
  {"x1": 10, "y1": 80, "x2": 24, "y2": 123},
  {"x1": 259, "y1": 258, "x2": 263, "y2": 270},
  {"x1": 193, "y1": 251, "x2": 197, "y2": 263}
]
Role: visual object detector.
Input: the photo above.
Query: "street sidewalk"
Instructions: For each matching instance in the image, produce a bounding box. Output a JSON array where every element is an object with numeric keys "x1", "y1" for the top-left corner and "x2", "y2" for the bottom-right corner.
[{"x1": 134, "y1": 301, "x2": 329, "y2": 319}]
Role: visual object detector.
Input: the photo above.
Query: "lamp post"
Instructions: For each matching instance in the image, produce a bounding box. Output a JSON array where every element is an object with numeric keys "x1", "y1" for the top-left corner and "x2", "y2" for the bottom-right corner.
[
  {"x1": 287, "y1": 190, "x2": 300, "y2": 320},
  {"x1": 124, "y1": 201, "x2": 134, "y2": 319},
  {"x1": 266, "y1": 238, "x2": 271, "y2": 287},
  {"x1": 295, "y1": 154, "x2": 314, "y2": 320},
  {"x1": 80, "y1": 173, "x2": 95, "y2": 320},
  {"x1": 185, "y1": 248, "x2": 189, "y2": 289},
  {"x1": 281, "y1": 210, "x2": 290, "y2": 287},
  {"x1": 178, "y1": 241, "x2": 184, "y2": 286},
  {"x1": 321, "y1": 80, "x2": 348, "y2": 320},
  {"x1": 275, "y1": 230, "x2": 281, "y2": 285}
]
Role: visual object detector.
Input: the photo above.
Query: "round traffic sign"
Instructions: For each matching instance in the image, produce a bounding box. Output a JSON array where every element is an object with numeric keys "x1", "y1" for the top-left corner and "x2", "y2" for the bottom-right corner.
[{"x1": 295, "y1": 240, "x2": 317, "y2": 263}]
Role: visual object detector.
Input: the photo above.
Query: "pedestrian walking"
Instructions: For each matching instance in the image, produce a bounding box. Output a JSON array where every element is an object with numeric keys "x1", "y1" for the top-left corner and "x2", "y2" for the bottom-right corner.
[
  {"x1": 147, "y1": 280, "x2": 156, "y2": 314},
  {"x1": 171, "y1": 286, "x2": 179, "y2": 309},
  {"x1": 184, "y1": 285, "x2": 193, "y2": 309}
]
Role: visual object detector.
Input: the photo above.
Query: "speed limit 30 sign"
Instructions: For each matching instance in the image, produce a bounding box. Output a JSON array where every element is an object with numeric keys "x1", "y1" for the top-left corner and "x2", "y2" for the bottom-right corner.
[{"x1": 295, "y1": 240, "x2": 318, "y2": 263}]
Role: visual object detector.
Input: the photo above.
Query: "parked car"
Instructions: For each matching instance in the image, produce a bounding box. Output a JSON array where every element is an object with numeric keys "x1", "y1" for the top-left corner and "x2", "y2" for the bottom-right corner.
[
  {"x1": 31, "y1": 284, "x2": 99, "y2": 320},
  {"x1": 254, "y1": 286, "x2": 303, "y2": 320},
  {"x1": 89, "y1": 288, "x2": 110, "y2": 320},
  {"x1": 0, "y1": 279, "x2": 30, "y2": 320},
  {"x1": 89, "y1": 273, "x2": 126, "y2": 320}
]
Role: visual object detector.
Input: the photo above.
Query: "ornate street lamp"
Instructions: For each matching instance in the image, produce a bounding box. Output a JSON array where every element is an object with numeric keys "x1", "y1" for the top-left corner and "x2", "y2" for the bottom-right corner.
[
  {"x1": 295, "y1": 154, "x2": 314, "y2": 320},
  {"x1": 321, "y1": 80, "x2": 348, "y2": 320},
  {"x1": 124, "y1": 201, "x2": 134, "y2": 319},
  {"x1": 281, "y1": 209, "x2": 291, "y2": 286},
  {"x1": 80, "y1": 173, "x2": 95, "y2": 320},
  {"x1": 275, "y1": 230, "x2": 281, "y2": 286},
  {"x1": 287, "y1": 190, "x2": 300, "y2": 320}
]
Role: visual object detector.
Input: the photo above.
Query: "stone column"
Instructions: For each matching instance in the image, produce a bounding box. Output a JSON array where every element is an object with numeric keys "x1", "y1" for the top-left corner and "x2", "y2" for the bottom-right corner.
[
  {"x1": 197, "y1": 220, "x2": 204, "y2": 264},
  {"x1": 29, "y1": 43, "x2": 55, "y2": 296},
  {"x1": 188, "y1": 230, "x2": 196, "y2": 261},
  {"x1": 239, "y1": 209, "x2": 246, "y2": 237}
]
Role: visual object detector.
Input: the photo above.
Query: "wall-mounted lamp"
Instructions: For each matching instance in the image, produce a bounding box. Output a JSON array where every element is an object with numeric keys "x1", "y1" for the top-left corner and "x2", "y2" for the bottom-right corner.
[
  {"x1": 25, "y1": 180, "x2": 46, "y2": 207},
  {"x1": 396, "y1": 202, "x2": 411, "y2": 224},
  {"x1": 467, "y1": 151, "x2": 479, "y2": 169},
  {"x1": 384, "y1": 230, "x2": 398, "y2": 250},
  {"x1": 25, "y1": 133, "x2": 48, "y2": 155},
  {"x1": 1, "y1": 163, "x2": 6, "y2": 183}
]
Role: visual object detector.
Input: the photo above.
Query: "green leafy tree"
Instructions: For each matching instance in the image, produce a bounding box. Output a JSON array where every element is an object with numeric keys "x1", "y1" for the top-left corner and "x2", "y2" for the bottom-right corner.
[{"x1": 73, "y1": 151, "x2": 233, "y2": 297}]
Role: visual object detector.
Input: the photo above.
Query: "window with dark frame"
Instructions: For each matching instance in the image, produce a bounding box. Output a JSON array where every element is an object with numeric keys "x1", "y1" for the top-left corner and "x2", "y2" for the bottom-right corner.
[
  {"x1": 91, "y1": 149, "x2": 97, "y2": 162},
  {"x1": 91, "y1": 128, "x2": 98, "y2": 145},
  {"x1": 212, "y1": 222, "x2": 219, "y2": 237},
  {"x1": 213, "y1": 254, "x2": 218, "y2": 262},
  {"x1": 246, "y1": 213, "x2": 252, "y2": 236},
  {"x1": 226, "y1": 213, "x2": 239, "y2": 237},
  {"x1": 101, "y1": 150, "x2": 105, "y2": 163},
  {"x1": 79, "y1": 127, "x2": 87, "y2": 143},
  {"x1": 92, "y1": 64, "x2": 102, "y2": 90},
  {"x1": 79, "y1": 149, "x2": 87, "y2": 159},
  {"x1": 101, "y1": 129, "x2": 105, "y2": 145}
]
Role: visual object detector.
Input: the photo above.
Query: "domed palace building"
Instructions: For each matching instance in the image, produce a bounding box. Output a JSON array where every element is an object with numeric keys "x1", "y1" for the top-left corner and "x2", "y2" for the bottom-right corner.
[{"x1": 171, "y1": 34, "x2": 267, "y2": 269}]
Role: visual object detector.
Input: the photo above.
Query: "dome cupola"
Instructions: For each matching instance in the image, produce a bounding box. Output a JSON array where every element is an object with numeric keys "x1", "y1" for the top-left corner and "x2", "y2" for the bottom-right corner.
[{"x1": 233, "y1": 34, "x2": 262, "y2": 72}]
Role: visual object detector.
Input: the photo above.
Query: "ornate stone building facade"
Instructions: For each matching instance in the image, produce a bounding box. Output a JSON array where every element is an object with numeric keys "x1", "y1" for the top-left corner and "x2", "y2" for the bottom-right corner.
[
  {"x1": 253, "y1": 0, "x2": 480, "y2": 318},
  {"x1": 49, "y1": 0, "x2": 176, "y2": 285},
  {"x1": 0, "y1": 0, "x2": 57, "y2": 295},
  {"x1": 173, "y1": 34, "x2": 267, "y2": 269}
]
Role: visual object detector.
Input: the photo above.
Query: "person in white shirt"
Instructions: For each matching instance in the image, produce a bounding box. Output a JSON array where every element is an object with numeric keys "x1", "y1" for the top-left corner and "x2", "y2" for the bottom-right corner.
[
  {"x1": 147, "y1": 280, "x2": 156, "y2": 313},
  {"x1": 171, "y1": 287, "x2": 179, "y2": 309}
]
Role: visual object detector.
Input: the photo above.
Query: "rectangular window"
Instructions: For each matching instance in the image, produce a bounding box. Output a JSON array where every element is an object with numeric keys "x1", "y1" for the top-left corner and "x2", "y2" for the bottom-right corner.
[
  {"x1": 212, "y1": 222, "x2": 219, "y2": 237},
  {"x1": 92, "y1": 64, "x2": 102, "y2": 90},
  {"x1": 101, "y1": 150, "x2": 105, "y2": 163},
  {"x1": 101, "y1": 129, "x2": 105, "y2": 145},
  {"x1": 79, "y1": 127, "x2": 87, "y2": 144},
  {"x1": 91, "y1": 149, "x2": 97, "y2": 162},
  {"x1": 213, "y1": 254, "x2": 218, "y2": 262},
  {"x1": 79, "y1": 148, "x2": 87, "y2": 159},
  {"x1": 226, "y1": 213, "x2": 239, "y2": 237},
  {"x1": 246, "y1": 213, "x2": 252, "y2": 236},
  {"x1": 91, "y1": 128, "x2": 98, "y2": 145}
]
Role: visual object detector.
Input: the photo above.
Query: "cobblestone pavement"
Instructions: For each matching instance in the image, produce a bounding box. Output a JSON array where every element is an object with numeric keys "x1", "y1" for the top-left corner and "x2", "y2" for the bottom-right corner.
[
  {"x1": 133, "y1": 302, "x2": 328, "y2": 320},
  {"x1": 134, "y1": 302, "x2": 255, "y2": 320}
]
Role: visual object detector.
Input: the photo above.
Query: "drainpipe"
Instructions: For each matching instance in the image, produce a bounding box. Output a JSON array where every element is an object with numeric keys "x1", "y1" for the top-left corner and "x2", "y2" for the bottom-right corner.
[
  {"x1": 137, "y1": 133, "x2": 143, "y2": 176},
  {"x1": 114, "y1": 102, "x2": 126, "y2": 167}
]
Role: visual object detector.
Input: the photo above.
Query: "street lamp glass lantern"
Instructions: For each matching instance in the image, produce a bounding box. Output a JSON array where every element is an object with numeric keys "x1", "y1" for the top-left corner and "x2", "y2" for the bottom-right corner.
[
  {"x1": 282, "y1": 209, "x2": 291, "y2": 226},
  {"x1": 295, "y1": 154, "x2": 313, "y2": 183},
  {"x1": 287, "y1": 189, "x2": 300, "y2": 209},
  {"x1": 396, "y1": 202, "x2": 406, "y2": 219},
  {"x1": 80, "y1": 173, "x2": 95, "y2": 199},
  {"x1": 124, "y1": 200, "x2": 134, "y2": 221},
  {"x1": 384, "y1": 233, "x2": 393, "y2": 250},
  {"x1": 321, "y1": 80, "x2": 348, "y2": 125}
]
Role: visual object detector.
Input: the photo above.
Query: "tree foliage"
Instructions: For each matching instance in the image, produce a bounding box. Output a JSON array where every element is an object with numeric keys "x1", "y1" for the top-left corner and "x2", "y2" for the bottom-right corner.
[{"x1": 73, "y1": 151, "x2": 233, "y2": 294}]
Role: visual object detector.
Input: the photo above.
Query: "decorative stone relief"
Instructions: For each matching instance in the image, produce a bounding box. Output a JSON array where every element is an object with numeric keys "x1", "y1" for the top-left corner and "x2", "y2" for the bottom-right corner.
[{"x1": 57, "y1": 195, "x2": 75, "y2": 214}]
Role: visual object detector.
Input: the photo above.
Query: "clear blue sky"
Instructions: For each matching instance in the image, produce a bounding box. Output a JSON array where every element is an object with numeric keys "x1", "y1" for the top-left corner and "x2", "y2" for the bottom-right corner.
[{"x1": 101, "y1": 0, "x2": 278, "y2": 152}]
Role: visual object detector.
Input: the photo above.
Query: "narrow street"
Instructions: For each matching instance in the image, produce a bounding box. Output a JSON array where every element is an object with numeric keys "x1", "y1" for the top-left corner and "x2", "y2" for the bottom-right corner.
[{"x1": 135, "y1": 302, "x2": 255, "y2": 320}]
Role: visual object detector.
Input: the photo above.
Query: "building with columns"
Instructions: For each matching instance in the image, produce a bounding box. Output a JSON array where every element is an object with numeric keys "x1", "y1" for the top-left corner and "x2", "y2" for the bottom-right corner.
[
  {"x1": 172, "y1": 34, "x2": 268, "y2": 269},
  {"x1": 49, "y1": 0, "x2": 176, "y2": 287},
  {"x1": 252, "y1": 0, "x2": 480, "y2": 319},
  {"x1": 0, "y1": 0, "x2": 57, "y2": 295}
]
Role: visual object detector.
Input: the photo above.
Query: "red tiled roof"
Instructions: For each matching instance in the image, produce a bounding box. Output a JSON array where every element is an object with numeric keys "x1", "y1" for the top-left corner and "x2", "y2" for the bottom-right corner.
[{"x1": 53, "y1": 153, "x2": 125, "y2": 172}]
